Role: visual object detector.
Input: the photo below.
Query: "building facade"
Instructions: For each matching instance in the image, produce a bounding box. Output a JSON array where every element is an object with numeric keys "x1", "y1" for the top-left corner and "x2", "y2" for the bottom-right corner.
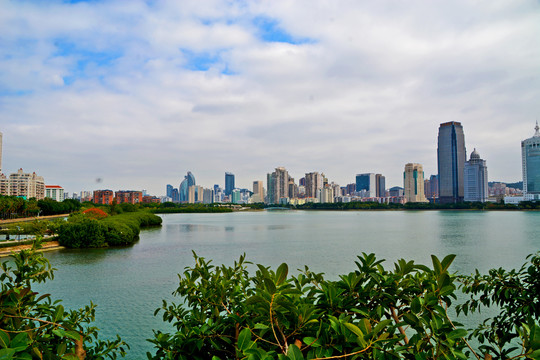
[
  {"x1": 267, "y1": 167, "x2": 289, "y2": 204},
  {"x1": 0, "y1": 168, "x2": 45, "y2": 199},
  {"x1": 93, "y1": 190, "x2": 114, "y2": 205},
  {"x1": 464, "y1": 149, "x2": 488, "y2": 202},
  {"x1": 522, "y1": 122, "x2": 540, "y2": 196},
  {"x1": 437, "y1": 121, "x2": 466, "y2": 203},
  {"x1": 45, "y1": 185, "x2": 64, "y2": 202},
  {"x1": 404, "y1": 163, "x2": 428, "y2": 203},
  {"x1": 179, "y1": 171, "x2": 196, "y2": 202},
  {"x1": 356, "y1": 173, "x2": 376, "y2": 198},
  {"x1": 376, "y1": 174, "x2": 386, "y2": 197},
  {"x1": 304, "y1": 172, "x2": 322, "y2": 198},
  {"x1": 115, "y1": 190, "x2": 143, "y2": 204},
  {"x1": 225, "y1": 172, "x2": 235, "y2": 196},
  {"x1": 252, "y1": 180, "x2": 264, "y2": 203}
]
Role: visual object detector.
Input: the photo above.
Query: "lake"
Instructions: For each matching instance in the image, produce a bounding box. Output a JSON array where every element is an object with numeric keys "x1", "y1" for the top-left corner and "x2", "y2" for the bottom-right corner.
[{"x1": 38, "y1": 210, "x2": 540, "y2": 357}]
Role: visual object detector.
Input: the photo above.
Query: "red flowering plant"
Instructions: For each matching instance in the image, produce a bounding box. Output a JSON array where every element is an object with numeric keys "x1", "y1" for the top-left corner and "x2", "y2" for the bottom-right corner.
[{"x1": 82, "y1": 207, "x2": 109, "y2": 220}]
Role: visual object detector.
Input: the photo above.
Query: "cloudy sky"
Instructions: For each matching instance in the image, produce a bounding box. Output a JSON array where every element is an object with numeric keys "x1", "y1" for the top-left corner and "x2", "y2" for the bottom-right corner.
[{"x1": 1, "y1": 0, "x2": 539, "y2": 195}]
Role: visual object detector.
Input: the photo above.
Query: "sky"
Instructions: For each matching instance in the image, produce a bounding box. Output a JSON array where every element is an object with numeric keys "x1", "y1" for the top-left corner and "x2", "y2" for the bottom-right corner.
[{"x1": 1, "y1": 0, "x2": 539, "y2": 195}]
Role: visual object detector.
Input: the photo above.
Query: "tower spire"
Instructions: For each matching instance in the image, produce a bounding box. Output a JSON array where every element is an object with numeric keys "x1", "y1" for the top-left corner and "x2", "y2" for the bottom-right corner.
[{"x1": 535, "y1": 120, "x2": 540, "y2": 137}]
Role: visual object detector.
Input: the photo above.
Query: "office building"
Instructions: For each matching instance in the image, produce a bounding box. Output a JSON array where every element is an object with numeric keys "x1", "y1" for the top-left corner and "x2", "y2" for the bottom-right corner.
[
  {"x1": 389, "y1": 187, "x2": 404, "y2": 197},
  {"x1": 166, "y1": 184, "x2": 173, "y2": 198},
  {"x1": 404, "y1": 163, "x2": 428, "y2": 203},
  {"x1": 356, "y1": 173, "x2": 376, "y2": 198},
  {"x1": 376, "y1": 174, "x2": 386, "y2": 197},
  {"x1": 179, "y1": 171, "x2": 196, "y2": 202},
  {"x1": 45, "y1": 185, "x2": 64, "y2": 202},
  {"x1": 437, "y1": 121, "x2": 466, "y2": 203},
  {"x1": 522, "y1": 122, "x2": 540, "y2": 197},
  {"x1": 225, "y1": 172, "x2": 235, "y2": 196},
  {"x1": 424, "y1": 175, "x2": 439, "y2": 200},
  {"x1": 171, "y1": 188, "x2": 179, "y2": 203},
  {"x1": 0, "y1": 168, "x2": 45, "y2": 199},
  {"x1": 464, "y1": 149, "x2": 488, "y2": 202}
]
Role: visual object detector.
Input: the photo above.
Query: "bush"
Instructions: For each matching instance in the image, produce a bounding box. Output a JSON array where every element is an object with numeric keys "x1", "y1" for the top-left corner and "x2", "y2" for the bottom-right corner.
[
  {"x1": 83, "y1": 207, "x2": 109, "y2": 220},
  {"x1": 57, "y1": 211, "x2": 162, "y2": 248},
  {"x1": 149, "y1": 253, "x2": 540, "y2": 360},
  {"x1": 57, "y1": 215, "x2": 107, "y2": 248},
  {"x1": 0, "y1": 239, "x2": 128, "y2": 359}
]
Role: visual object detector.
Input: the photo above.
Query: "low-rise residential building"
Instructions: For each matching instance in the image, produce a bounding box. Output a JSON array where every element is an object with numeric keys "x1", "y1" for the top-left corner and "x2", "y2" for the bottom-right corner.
[
  {"x1": 93, "y1": 190, "x2": 114, "y2": 205},
  {"x1": 115, "y1": 190, "x2": 143, "y2": 204}
]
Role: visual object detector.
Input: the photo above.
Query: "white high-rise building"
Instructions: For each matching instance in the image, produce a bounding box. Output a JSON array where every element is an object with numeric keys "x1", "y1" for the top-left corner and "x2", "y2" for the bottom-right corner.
[
  {"x1": 0, "y1": 168, "x2": 45, "y2": 199},
  {"x1": 464, "y1": 149, "x2": 488, "y2": 202}
]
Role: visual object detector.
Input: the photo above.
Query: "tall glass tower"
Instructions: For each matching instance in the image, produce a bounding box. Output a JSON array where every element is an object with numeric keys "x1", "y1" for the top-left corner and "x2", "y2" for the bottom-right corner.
[
  {"x1": 522, "y1": 122, "x2": 540, "y2": 196},
  {"x1": 225, "y1": 172, "x2": 235, "y2": 196},
  {"x1": 179, "y1": 171, "x2": 196, "y2": 202},
  {"x1": 437, "y1": 122, "x2": 466, "y2": 204}
]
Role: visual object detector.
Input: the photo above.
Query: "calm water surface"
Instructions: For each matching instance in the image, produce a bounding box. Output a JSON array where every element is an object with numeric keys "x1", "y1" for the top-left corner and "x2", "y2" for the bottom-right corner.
[{"x1": 38, "y1": 211, "x2": 540, "y2": 358}]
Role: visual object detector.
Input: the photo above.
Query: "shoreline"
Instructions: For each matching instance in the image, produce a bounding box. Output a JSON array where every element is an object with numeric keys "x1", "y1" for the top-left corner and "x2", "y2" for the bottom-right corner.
[{"x1": 0, "y1": 240, "x2": 65, "y2": 258}]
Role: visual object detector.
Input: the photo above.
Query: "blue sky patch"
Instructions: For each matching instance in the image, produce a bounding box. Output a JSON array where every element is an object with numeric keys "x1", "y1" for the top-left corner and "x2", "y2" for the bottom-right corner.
[
  {"x1": 253, "y1": 16, "x2": 314, "y2": 45},
  {"x1": 180, "y1": 49, "x2": 234, "y2": 75},
  {"x1": 53, "y1": 39, "x2": 121, "y2": 84}
]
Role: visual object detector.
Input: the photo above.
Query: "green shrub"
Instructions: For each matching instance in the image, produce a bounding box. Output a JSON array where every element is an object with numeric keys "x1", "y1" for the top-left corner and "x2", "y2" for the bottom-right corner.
[
  {"x1": 149, "y1": 253, "x2": 540, "y2": 360},
  {"x1": 57, "y1": 216, "x2": 107, "y2": 248}
]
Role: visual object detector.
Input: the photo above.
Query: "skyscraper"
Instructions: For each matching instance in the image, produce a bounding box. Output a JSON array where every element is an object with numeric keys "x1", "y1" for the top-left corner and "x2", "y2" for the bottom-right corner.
[
  {"x1": 464, "y1": 149, "x2": 488, "y2": 202},
  {"x1": 437, "y1": 122, "x2": 466, "y2": 203},
  {"x1": 267, "y1": 167, "x2": 289, "y2": 204},
  {"x1": 179, "y1": 171, "x2": 196, "y2": 202},
  {"x1": 304, "y1": 172, "x2": 322, "y2": 198},
  {"x1": 166, "y1": 184, "x2": 173, "y2": 198},
  {"x1": 375, "y1": 174, "x2": 386, "y2": 197},
  {"x1": 404, "y1": 163, "x2": 428, "y2": 203},
  {"x1": 522, "y1": 122, "x2": 540, "y2": 197},
  {"x1": 225, "y1": 172, "x2": 235, "y2": 196}
]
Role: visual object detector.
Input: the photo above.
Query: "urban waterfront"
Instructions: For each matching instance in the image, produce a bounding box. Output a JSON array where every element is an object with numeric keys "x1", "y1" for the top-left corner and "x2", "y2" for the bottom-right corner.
[{"x1": 38, "y1": 211, "x2": 540, "y2": 357}]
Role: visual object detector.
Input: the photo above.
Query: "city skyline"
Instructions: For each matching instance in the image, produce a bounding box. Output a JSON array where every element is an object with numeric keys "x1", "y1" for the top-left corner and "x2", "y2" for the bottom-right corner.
[{"x1": 1, "y1": 1, "x2": 539, "y2": 195}]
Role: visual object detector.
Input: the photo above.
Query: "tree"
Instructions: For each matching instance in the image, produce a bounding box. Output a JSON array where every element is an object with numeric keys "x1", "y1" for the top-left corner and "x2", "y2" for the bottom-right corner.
[{"x1": 0, "y1": 239, "x2": 128, "y2": 359}]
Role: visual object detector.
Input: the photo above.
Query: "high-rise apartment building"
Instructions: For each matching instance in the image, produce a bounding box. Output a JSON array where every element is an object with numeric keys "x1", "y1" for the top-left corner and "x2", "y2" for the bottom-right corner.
[
  {"x1": 404, "y1": 163, "x2": 428, "y2": 203},
  {"x1": 252, "y1": 180, "x2": 264, "y2": 202},
  {"x1": 355, "y1": 173, "x2": 376, "y2": 197},
  {"x1": 437, "y1": 122, "x2": 466, "y2": 203},
  {"x1": 304, "y1": 172, "x2": 322, "y2": 198},
  {"x1": 464, "y1": 149, "x2": 488, "y2": 202},
  {"x1": 0, "y1": 168, "x2": 45, "y2": 199},
  {"x1": 267, "y1": 167, "x2": 289, "y2": 204},
  {"x1": 225, "y1": 172, "x2": 235, "y2": 196}
]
